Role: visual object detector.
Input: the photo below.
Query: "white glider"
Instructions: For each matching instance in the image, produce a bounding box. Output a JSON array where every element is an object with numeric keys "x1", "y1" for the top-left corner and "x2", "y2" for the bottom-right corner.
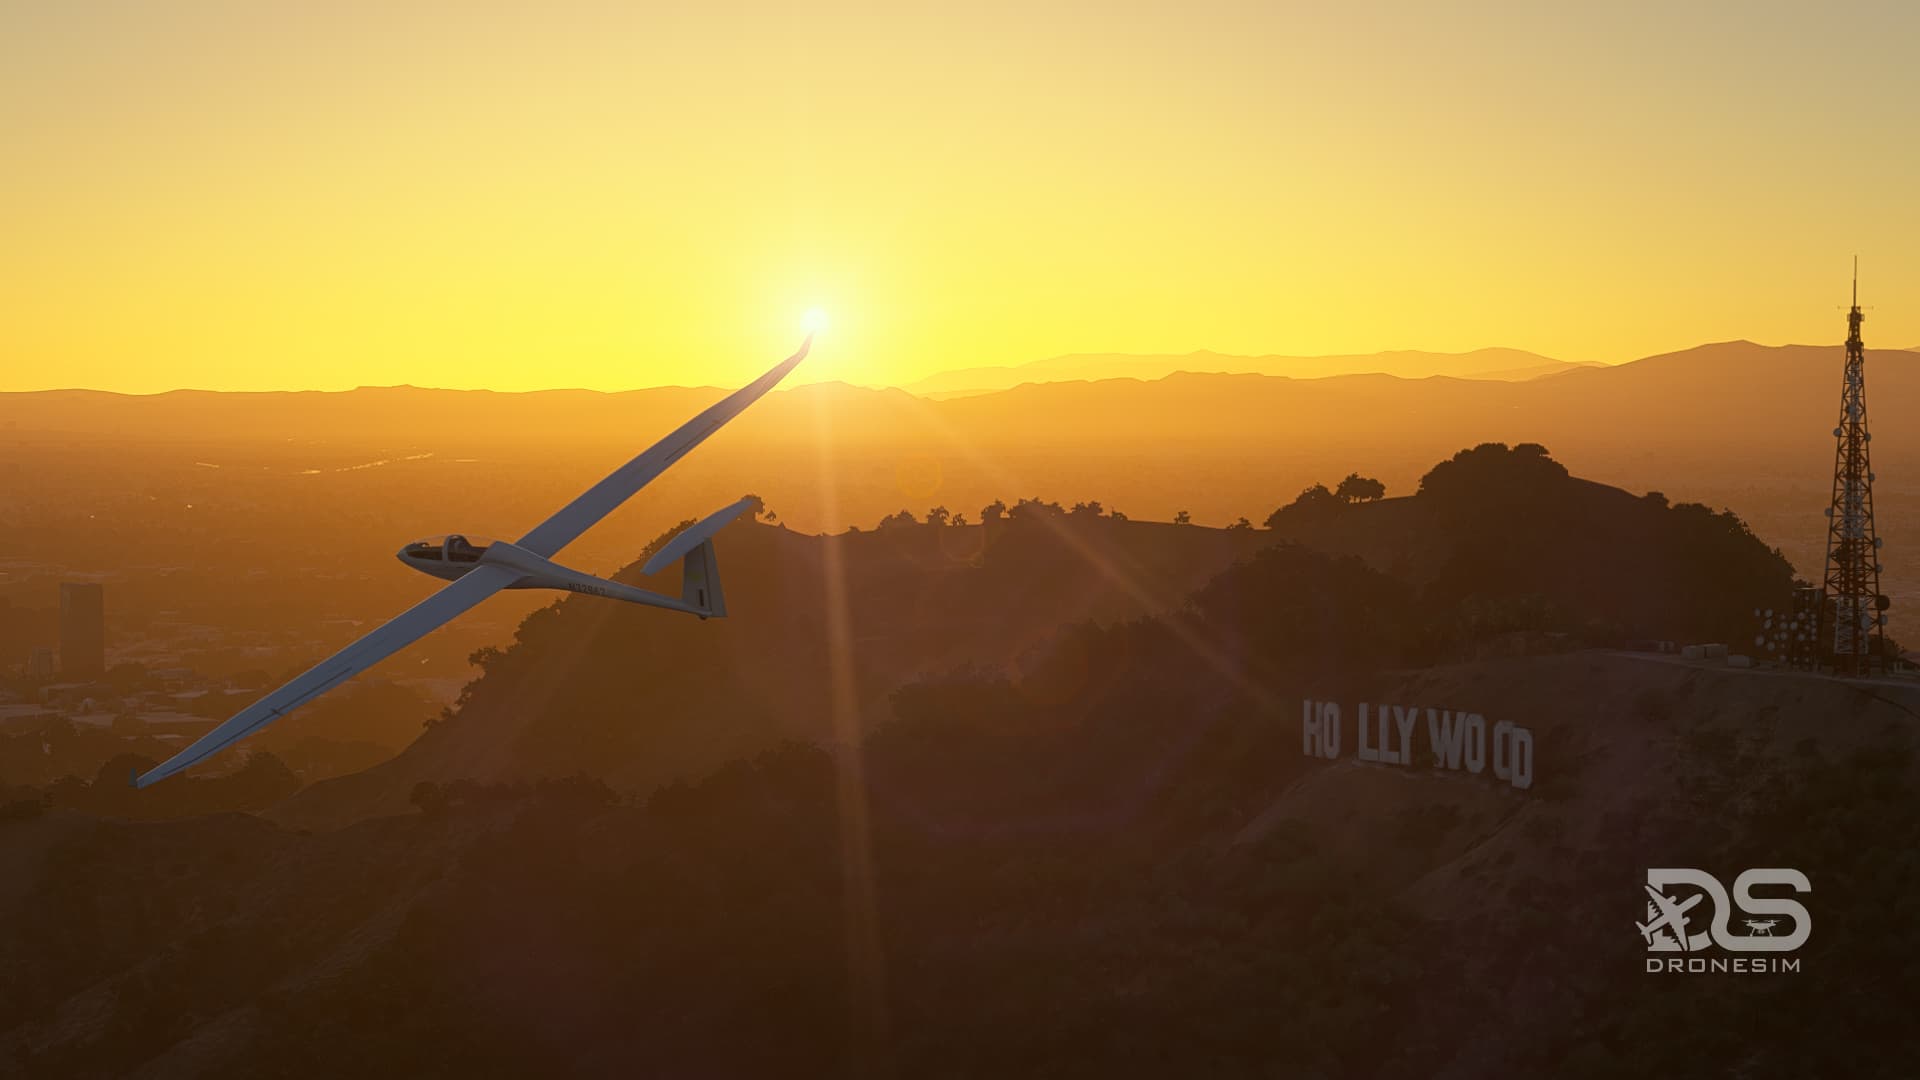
[{"x1": 134, "y1": 336, "x2": 811, "y2": 789}]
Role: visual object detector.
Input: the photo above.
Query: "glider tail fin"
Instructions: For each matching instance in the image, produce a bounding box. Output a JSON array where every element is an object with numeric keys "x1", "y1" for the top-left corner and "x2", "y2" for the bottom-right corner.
[
  {"x1": 638, "y1": 496, "x2": 756, "y2": 619},
  {"x1": 681, "y1": 538, "x2": 727, "y2": 619}
]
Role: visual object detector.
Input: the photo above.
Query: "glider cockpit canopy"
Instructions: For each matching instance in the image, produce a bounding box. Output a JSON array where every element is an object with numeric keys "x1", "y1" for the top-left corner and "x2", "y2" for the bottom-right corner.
[{"x1": 402, "y1": 534, "x2": 498, "y2": 563}]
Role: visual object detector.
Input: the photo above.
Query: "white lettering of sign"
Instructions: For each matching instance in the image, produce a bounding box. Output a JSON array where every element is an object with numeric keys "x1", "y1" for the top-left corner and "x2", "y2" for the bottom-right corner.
[{"x1": 1300, "y1": 699, "x2": 1533, "y2": 790}]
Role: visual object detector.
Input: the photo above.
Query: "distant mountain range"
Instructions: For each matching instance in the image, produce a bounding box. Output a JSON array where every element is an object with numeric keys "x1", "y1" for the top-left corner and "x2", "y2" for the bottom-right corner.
[
  {"x1": 4, "y1": 338, "x2": 1913, "y2": 611},
  {"x1": 900, "y1": 347, "x2": 1601, "y2": 397},
  {"x1": 0, "y1": 340, "x2": 1877, "y2": 459}
]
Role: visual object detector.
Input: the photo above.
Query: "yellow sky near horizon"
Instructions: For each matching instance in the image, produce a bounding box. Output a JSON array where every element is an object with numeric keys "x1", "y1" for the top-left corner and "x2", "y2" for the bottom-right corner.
[{"x1": 3, "y1": 2, "x2": 1917, "y2": 393}]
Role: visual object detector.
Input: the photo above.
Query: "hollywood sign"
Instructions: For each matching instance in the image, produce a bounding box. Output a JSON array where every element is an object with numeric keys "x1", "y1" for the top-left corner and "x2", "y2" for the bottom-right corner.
[{"x1": 1300, "y1": 698, "x2": 1534, "y2": 791}]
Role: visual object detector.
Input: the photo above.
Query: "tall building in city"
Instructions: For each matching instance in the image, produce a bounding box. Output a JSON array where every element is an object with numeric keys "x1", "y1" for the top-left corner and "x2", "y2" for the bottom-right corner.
[
  {"x1": 59, "y1": 582, "x2": 106, "y2": 678},
  {"x1": 0, "y1": 596, "x2": 19, "y2": 668}
]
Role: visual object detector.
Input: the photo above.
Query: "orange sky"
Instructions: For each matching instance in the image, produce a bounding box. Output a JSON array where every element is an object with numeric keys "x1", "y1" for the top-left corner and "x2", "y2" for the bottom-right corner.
[{"x1": 3, "y1": 2, "x2": 1917, "y2": 393}]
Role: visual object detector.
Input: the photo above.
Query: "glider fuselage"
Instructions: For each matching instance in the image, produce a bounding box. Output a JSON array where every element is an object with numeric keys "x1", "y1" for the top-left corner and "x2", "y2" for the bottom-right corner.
[{"x1": 397, "y1": 534, "x2": 701, "y2": 613}]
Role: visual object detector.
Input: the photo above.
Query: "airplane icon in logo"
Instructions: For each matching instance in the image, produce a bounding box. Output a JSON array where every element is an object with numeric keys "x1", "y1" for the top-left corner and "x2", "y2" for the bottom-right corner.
[{"x1": 1638, "y1": 884, "x2": 1703, "y2": 951}]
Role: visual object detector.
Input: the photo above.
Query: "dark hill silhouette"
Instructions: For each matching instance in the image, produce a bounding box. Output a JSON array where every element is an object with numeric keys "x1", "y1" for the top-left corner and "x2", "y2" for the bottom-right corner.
[
  {"x1": 0, "y1": 447, "x2": 1897, "y2": 1074},
  {"x1": 2, "y1": 646, "x2": 1913, "y2": 1075},
  {"x1": 272, "y1": 513, "x2": 1273, "y2": 828},
  {"x1": 275, "y1": 446, "x2": 1791, "y2": 830},
  {"x1": 1266, "y1": 443, "x2": 1795, "y2": 646}
]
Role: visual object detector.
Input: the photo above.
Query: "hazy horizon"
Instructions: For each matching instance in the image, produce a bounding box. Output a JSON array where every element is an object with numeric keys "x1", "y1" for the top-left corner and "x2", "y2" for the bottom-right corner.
[{"x1": 2, "y1": 334, "x2": 1908, "y2": 396}]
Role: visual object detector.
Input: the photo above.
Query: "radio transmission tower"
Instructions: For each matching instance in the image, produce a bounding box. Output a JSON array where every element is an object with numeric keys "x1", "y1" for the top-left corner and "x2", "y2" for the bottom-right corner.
[{"x1": 1819, "y1": 260, "x2": 1889, "y2": 674}]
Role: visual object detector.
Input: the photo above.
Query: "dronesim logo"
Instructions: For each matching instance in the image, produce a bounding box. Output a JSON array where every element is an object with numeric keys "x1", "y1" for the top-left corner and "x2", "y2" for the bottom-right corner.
[{"x1": 1641, "y1": 868, "x2": 1810, "y2": 974}]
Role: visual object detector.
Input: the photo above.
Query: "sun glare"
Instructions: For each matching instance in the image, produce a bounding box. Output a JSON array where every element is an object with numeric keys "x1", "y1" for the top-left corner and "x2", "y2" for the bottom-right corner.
[{"x1": 802, "y1": 307, "x2": 830, "y2": 335}]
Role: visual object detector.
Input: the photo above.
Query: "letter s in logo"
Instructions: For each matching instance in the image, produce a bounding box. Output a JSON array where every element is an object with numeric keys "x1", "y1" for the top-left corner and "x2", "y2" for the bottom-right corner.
[{"x1": 1730, "y1": 868, "x2": 1811, "y2": 952}]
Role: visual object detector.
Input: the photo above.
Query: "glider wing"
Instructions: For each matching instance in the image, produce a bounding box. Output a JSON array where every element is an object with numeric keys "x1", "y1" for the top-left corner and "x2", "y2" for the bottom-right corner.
[
  {"x1": 514, "y1": 336, "x2": 811, "y2": 559},
  {"x1": 134, "y1": 563, "x2": 521, "y2": 788}
]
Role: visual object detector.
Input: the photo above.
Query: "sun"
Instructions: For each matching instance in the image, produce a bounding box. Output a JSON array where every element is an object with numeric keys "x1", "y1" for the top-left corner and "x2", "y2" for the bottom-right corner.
[{"x1": 801, "y1": 307, "x2": 830, "y2": 335}]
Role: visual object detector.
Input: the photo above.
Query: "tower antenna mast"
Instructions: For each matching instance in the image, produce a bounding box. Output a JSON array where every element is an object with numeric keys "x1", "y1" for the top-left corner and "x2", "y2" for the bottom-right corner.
[{"x1": 1818, "y1": 257, "x2": 1889, "y2": 674}]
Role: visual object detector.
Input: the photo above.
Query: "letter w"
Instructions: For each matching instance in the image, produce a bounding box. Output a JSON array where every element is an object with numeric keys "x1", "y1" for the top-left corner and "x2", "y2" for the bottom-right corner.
[{"x1": 1426, "y1": 709, "x2": 1464, "y2": 769}]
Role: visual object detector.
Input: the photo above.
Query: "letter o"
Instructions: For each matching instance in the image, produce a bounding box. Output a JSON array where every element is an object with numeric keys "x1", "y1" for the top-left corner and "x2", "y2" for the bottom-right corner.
[
  {"x1": 1507, "y1": 727, "x2": 1533, "y2": 790},
  {"x1": 1462, "y1": 714, "x2": 1485, "y2": 774}
]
